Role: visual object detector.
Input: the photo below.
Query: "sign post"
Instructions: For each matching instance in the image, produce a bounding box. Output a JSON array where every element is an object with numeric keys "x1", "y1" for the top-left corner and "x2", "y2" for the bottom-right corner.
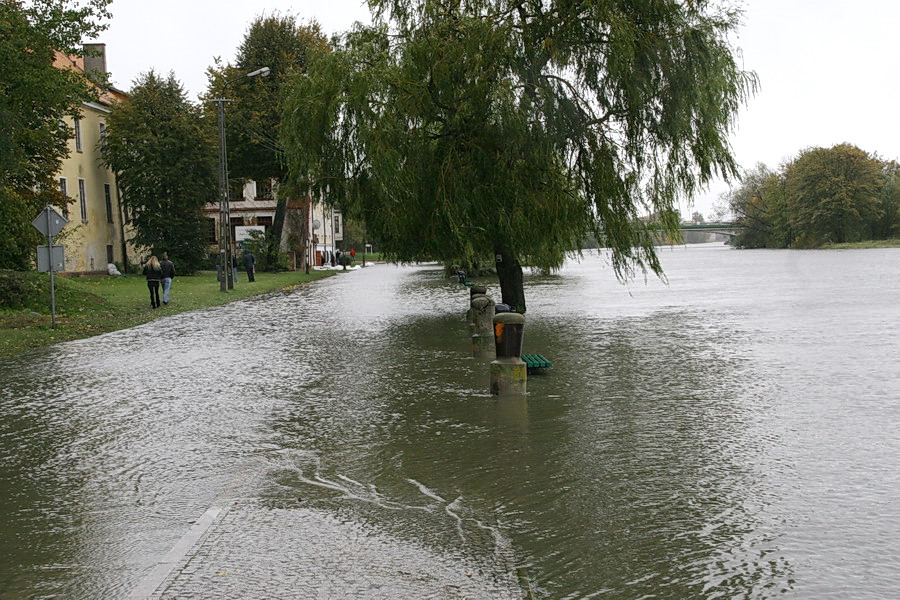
[{"x1": 32, "y1": 206, "x2": 67, "y2": 328}]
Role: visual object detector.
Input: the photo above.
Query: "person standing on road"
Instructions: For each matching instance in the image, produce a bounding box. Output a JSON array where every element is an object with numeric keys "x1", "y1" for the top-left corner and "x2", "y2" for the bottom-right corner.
[
  {"x1": 243, "y1": 250, "x2": 256, "y2": 282},
  {"x1": 143, "y1": 256, "x2": 163, "y2": 309},
  {"x1": 160, "y1": 252, "x2": 175, "y2": 304}
]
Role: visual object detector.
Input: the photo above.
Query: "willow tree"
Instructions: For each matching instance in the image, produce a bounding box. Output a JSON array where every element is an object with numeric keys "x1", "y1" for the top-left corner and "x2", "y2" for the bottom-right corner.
[
  {"x1": 103, "y1": 72, "x2": 217, "y2": 271},
  {"x1": 282, "y1": 0, "x2": 755, "y2": 312}
]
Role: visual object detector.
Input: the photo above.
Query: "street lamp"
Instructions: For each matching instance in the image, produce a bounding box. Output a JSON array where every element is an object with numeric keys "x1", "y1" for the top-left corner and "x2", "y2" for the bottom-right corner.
[{"x1": 211, "y1": 66, "x2": 271, "y2": 291}]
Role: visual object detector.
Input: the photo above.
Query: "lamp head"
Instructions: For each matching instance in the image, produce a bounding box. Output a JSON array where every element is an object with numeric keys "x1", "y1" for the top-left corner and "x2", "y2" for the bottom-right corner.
[{"x1": 247, "y1": 67, "x2": 271, "y2": 78}]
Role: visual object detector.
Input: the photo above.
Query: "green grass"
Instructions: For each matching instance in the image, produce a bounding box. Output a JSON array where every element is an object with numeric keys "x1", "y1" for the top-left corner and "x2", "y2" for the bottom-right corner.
[
  {"x1": 820, "y1": 238, "x2": 900, "y2": 249},
  {"x1": 0, "y1": 269, "x2": 335, "y2": 358}
]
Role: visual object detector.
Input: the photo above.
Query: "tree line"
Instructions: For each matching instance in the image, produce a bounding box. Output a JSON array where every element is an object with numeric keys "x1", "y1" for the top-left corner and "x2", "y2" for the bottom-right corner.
[
  {"x1": 727, "y1": 144, "x2": 899, "y2": 248},
  {"x1": 5, "y1": 0, "x2": 757, "y2": 311}
]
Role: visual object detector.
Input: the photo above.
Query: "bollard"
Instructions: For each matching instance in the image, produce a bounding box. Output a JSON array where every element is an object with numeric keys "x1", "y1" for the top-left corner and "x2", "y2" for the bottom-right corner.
[
  {"x1": 466, "y1": 285, "x2": 487, "y2": 329},
  {"x1": 490, "y1": 312, "x2": 527, "y2": 396},
  {"x1": 471, "y1": 295, "x2": 496, "y2": 359}
]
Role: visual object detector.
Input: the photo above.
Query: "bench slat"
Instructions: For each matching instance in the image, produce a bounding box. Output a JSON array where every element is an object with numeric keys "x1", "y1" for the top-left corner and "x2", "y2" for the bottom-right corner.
[{"x1": 521, "y1": 353, "x2": 553, "y2": 369}]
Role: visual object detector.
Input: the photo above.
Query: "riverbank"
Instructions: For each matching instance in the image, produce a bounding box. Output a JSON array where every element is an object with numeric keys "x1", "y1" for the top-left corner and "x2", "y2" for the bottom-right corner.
[
  {"x1": 819, "y1": 238, "x2": 900, "y2": 249},
  {"x1": 0, "y1": 269, "x2": 336, "y2": 358}
]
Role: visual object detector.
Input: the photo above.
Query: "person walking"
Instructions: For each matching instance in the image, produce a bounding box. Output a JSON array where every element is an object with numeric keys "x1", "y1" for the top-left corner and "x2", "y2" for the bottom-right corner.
[
  {"x1": 243, "y1": 250, "x2": 256, "y2": 282},
  {"x1": 160, "y1": 252, "x2": 175, "y2": 304},
  {"x1": 143, "y1": 256, "x2": 163, "y2": 309}
]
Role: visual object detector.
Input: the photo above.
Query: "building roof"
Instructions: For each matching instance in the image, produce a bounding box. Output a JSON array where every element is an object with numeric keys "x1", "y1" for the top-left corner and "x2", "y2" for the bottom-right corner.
[{"x1": 53, "y1": 50, "x2": 127, "y2": 105}]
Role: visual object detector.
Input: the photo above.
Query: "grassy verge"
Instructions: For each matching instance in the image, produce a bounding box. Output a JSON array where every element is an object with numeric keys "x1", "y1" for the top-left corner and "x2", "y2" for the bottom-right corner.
[
  {"x1": 819, "y1": 238, "x2": 900, "y2": 249},
  {"x1": 0, "y1": 269, "x2": 335, "y2": 358}
]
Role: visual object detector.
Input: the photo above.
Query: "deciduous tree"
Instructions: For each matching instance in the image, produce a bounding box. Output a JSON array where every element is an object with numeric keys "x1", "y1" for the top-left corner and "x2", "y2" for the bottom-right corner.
[
  {"x1": 0, "y1": 0, "x2": 110, "y2": 269},
  {"x1": 283, "y1": 0, "x2": 755, "y2": 311},
  {"x1": 785, "y1": 144, "x2": 883, "y2": 245},
  {"x1": 206, "y1": 14, "x2": 328, "y2": 269},
  {"x1": 102, "y1": 72, "x2": 217, "y2": 271}
]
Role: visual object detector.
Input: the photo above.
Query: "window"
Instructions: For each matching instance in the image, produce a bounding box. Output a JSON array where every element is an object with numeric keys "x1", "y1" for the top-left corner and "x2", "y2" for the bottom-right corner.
[
  {"x1": 121, "y1": 190, "x2": 130, "y2": 223},
  {"x1": 228, "y1": 181, "x2": 244, "y2": 202},
  {"x1": 333, "y1": 211, "x2": 343, "y2": 241},
  {"x1": 99, "y1": 122, "x2": 106, "y2": 137},
  {"x1": 104, "y1": 184, "x2": 113, "y2": 223},
  {"x1": 74, "y1": 117, "x2": 83, "y2": 152},
  {"x1": 59, "y1": 178, "x2": 69, "y2": 218},
  {"x1": 106, "y1": 245, "x2": 114, "y2": 265},
  {"x1": 78, "y1": 178, "x2": 87, "y2": 222},
  {"x1": 255, "y1": 179, "x2": 273, "y2": 199},
  {"x1": 207, "y1": 218, "x2": 217, "y2": 243}
]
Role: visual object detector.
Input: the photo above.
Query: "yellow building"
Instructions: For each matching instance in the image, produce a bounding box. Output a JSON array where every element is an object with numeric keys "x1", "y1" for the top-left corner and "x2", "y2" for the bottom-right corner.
[{"x1": 54, "y1": 44, "x2": 130, "y2": 274}]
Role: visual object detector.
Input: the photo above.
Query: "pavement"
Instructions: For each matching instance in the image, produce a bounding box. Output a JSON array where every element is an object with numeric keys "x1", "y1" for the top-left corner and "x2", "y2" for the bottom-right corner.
[{"x1": 129, "y1": 498, "x2": 525, "y2": 599}]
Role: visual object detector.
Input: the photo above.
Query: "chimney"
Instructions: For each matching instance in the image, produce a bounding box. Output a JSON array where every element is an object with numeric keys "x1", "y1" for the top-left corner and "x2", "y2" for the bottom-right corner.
[{"x1": 82, "y1": 43, "x2": 107, "y2": 84}]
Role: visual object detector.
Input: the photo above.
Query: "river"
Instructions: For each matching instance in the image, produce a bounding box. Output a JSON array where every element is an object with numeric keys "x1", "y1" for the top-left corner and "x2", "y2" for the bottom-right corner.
[{"x1": 1, "y1": 243, "x2": 898, "y2": 599}]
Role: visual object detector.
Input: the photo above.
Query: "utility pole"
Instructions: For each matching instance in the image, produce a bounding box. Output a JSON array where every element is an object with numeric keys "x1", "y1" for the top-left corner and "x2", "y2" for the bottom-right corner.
[
  {"x1": 210, "y1": 66, "x2": 271, "y2": 292},
  {"x1": 213, "y1": 96, "x2": 233, "y2": 291}
]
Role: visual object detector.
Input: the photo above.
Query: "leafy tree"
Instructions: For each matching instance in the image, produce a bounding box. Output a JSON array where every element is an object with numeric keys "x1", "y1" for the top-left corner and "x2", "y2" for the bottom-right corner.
[
  {"x1": 785, "y1": 144, "x2": 883, "y2": 245},
  {"x1": 0, "y1": 0, "x2": 110, "y2": 269},
  {"x1": 728, "y1": 163, "x2": 785, "y2": 248},
  {"x1": 206, "y1": 14, "x2": 328, "y2": 269},
  {"x1": 282, "y1": 0, "x2": 755, "y2": 312},
  {"x1": 102, "y1": 72, "x2": 217, "y2": 271},
  {"x1": 872, "y1": 160, "x2": 899, "y2": 239}
]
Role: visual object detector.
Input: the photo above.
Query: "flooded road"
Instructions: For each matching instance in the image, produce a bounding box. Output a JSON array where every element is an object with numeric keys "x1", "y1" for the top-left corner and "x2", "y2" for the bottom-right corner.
[{"x1": 2, "y1": 244, "x2": 899, "y2": 598}]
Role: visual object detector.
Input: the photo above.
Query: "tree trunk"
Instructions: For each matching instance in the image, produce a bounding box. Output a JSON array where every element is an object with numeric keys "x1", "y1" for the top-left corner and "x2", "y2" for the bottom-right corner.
[{"x1": 494, "y1": 246, "x2": 526, "y2": 314}]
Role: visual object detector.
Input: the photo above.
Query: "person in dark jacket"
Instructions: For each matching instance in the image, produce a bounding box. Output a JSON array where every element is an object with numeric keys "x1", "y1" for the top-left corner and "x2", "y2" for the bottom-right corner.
[
  {"x1": 143, "y1": 256, "x2": 162, "y2": 309},
  {"x1": 160, "y1": 252, "x2": 175, "y2": 304},
  {"x1": 243, "y1": 250, "x2": 256, "y2": 282}
]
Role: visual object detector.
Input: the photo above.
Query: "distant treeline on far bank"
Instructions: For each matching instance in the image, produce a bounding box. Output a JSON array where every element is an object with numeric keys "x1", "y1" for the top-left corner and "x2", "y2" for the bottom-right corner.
[{"x1": 726, "y1": 143, "x2": 898, "y2": 248}]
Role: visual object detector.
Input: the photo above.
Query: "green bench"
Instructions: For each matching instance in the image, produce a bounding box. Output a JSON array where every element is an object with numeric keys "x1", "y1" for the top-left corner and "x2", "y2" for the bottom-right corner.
[{"x1": 521, "y1": 353, "x2": 553, "y2": 372}]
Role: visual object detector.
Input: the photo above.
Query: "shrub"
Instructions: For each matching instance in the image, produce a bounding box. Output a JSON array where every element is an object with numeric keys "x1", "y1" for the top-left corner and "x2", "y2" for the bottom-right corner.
[{"x1": 0, "y1": 271, "x2": 46, "y2": 310}]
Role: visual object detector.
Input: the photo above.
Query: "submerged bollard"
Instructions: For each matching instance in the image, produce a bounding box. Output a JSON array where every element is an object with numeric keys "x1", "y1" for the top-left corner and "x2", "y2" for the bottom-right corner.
[
  {"x1": 471, "y1": 295, "x2": 496, "y2": 359},
  {"x1": 490, "y1": 312, "x2": 526, "y2": 396},
  {"x1": 466, "y1": 285, "x2": 487, "y2": 330}
]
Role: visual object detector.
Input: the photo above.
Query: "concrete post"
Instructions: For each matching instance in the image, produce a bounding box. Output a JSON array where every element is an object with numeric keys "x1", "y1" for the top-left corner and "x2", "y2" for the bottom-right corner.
[
  {"x1": 490, "y1": 312, "x2": 527, "y2": 396},
  {"x1": 471, "y1": 295, "x2": 496, "y2": 359},
  {"x1": 466, "y1": 285, "x2": 487, "y2": 330}
]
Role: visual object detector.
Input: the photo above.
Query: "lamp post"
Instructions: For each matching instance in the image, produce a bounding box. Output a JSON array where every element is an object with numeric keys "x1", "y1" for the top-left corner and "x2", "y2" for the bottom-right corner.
[{"x1": 211, "y1": 66, "x2": 270, "y2": 291}]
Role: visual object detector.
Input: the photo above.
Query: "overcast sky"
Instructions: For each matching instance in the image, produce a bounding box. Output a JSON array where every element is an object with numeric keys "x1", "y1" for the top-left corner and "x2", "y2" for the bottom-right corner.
[{"x1": 96, "y1": 0, "x2": 900, "y2": 218}]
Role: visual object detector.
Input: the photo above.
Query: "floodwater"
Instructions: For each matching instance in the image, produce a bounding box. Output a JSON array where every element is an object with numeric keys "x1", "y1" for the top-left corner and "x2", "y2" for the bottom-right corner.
[{"x1": 1, "y1": 244, "x2": 899, "y2": 599}]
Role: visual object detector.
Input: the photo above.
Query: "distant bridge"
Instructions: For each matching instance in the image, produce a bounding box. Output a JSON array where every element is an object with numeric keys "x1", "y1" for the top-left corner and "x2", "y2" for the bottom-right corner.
[{"x1": 678, "y1": 222, "x2": 743, "y2": 238}]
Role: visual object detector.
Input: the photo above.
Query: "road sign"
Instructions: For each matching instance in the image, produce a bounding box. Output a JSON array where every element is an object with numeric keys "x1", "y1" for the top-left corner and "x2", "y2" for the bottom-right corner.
[
  {"x1": 32, "y1": 206, "x2": 67, "y2": 238},
  {"x1": 37, "y1": 245, "x2": 65, "y2": 272}
]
